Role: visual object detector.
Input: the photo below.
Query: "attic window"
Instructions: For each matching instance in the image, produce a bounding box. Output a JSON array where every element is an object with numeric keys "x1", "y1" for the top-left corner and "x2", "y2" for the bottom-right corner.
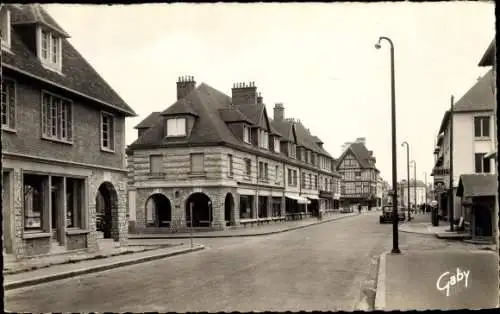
[
  {"x1": 243, "y1": 125, "x2": 250, "y2": 143},
  {"x1": 0, "y1": 6, "x2": 10, "y2": 50},
  {"x1": 166, "y1": 117, "x2": 186, "y2": 137},
  {"x1": 37, "y1": 27, "x2": 62, "y2": 72},
  {"x1": 274, "y1": 137, "x2": 280, "y2": 153},
  {"x1": 258, "y1": 129, "x2": 269, "y2": 149}
]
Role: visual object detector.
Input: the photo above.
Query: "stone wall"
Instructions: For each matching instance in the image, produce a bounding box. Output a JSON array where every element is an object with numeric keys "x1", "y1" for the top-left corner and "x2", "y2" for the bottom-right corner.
[{"x1": 67, "y1": 234, "x2": 88, "y2": 250}]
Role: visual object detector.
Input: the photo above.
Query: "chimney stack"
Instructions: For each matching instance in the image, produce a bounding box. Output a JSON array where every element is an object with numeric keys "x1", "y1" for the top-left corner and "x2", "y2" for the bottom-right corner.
[
  {"x1": 231, "y1": 81, "x2": 258, "y2": 106},
  {"x1": 274, "y1": 103, "x2": 284, "y2": 121},
  {"x1": 355, "y1": 137, "x2": 366, "y2": 145},
  {"x1": 177, "y1": 75, "x2": 196, "y2": 100},
  {"x1": 257, "y1": 92, "x2": 263, "y2": 104}
]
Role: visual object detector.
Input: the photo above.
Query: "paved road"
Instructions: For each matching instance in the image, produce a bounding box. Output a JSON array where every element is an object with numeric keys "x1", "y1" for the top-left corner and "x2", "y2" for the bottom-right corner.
[{"x1": 5, "y1": 211, "x2": 473, "y2": 312}]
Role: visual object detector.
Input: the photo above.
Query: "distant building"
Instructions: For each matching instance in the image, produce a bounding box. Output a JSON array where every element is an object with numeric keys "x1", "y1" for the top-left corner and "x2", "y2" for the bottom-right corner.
[
  {"x1": 397, "y1": 180, "x2": 427, "y2": 208},
  {"x1": 336, "y1": 138, "x2": 380, "y2": 207}
]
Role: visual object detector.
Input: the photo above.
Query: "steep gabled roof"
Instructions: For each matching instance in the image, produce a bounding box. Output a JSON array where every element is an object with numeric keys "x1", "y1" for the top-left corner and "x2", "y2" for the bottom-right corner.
[
  {"x1": 457, "y1": 174, "x2": 496, "y2": 198},
  {"x1": 218, "y1": 108, "x2": 253, "y2": 124},
  {"x1": 10, "y1": 4, "x2": 69, "y2": 37},
  {"x1": 336, "y1": 142, "x2": 378, "y2": 171},
  {"x1": 438, "y1": 69, "x2": 495, "y2": 134},
  {"x1": 478, "y1": 38, "x2": 495, "y2": 67},
  {"x1": 3, "y1": 4, "x2": 136, "y2": 117},
  {"x1": 134, "y1": 112, "x2": 161, "y2": 129}
]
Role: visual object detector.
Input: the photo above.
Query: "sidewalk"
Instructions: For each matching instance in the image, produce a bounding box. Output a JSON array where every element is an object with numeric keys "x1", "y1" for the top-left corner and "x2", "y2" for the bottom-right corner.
[
  {"x1": 398, "y1": 213, "x2": 470, "y2": 240},
  {"x1": 4, "y1": 243, "x2": 205, "y2": 291},
  {"x1": 375, "y1": 249, "x2": 499, "y2": 310},
  {"x1": 129, "y1": 211, "x2": 361, "y2": 239}
]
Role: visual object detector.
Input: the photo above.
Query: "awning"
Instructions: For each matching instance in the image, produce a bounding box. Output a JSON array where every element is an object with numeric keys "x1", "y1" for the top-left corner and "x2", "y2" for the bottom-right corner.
[
  {"x1": 457, "y1": 174, "x2": 497, "y2": 198},
  {"x1": 306, "y1": 195, "x2": 320, "y2": 200},
  {"x1": 285, "y1": 194, "x2": 311, "y2": 204},
  {"x1": 484, "y1": 151, "x2": 497, "y2": 159}
]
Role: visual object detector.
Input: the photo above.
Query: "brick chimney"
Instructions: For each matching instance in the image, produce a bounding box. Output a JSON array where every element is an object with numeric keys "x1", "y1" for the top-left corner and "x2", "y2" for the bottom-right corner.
[
  {"x1": 177, "y1": 75, "x2": 196, "y2": 100},
  {"x1": 257, "y1": 92, "x2": 263, "y2": 104},
  {"x1": 355, "y1": 137, "x2": 366, "y2": 145},
  {"x1": 274, "y1": 103, "x2": 284, "y2": 121},
  {"x1": 231, "y1": 81, "x2": 257, "y2": 106}
]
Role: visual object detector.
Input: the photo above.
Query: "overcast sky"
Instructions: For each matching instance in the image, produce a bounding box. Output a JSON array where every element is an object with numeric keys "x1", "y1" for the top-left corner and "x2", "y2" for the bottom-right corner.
[{"x1": 45, "y1": 2, "x2": 495, "y2": 184}]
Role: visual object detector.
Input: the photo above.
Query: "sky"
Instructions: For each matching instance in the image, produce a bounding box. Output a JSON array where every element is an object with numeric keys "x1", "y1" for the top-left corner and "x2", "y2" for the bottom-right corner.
[{"x1": 45, "y1": 2, "x2": 495, "y2": 185}]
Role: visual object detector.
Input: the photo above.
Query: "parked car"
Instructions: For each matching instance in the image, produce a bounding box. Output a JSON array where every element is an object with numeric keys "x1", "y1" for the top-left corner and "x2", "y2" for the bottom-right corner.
[{"x1": 379, "y1": 205, "x2": 406, "y2": 223}]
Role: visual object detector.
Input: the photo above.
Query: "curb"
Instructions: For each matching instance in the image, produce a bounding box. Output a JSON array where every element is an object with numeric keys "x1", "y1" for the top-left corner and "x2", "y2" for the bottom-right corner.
[
  {"x1": 374, "y1": 252, "x2": 387, "y2": 310},
  {"x1": 4, "y1": 245, "x2": 205, "y2": 291},
  {"x1": 129, "y1": 213, "x2": 360, "y2": 239}
]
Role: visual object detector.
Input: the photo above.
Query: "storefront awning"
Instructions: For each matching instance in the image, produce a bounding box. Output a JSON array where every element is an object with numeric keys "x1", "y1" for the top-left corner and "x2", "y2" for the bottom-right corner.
[
  {"x1": 457, "y1": 174, "x2": 496, "y2": 198},
  {"x1": 285, "y1": 194, "x2": 311, "y2": 204},
  {"x1": 307, "y1": 195, "x2": 320, "y2": 200}
]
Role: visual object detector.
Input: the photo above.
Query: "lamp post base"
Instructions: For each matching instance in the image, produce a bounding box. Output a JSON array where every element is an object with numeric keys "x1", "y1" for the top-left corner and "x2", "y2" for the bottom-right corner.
[{"x1": 391, "y1": 248, "x2": 401, "y2": 254}]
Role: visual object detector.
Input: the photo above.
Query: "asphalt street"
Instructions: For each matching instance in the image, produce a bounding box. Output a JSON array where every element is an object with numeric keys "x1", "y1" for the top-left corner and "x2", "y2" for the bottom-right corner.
[{"x1": 5, "y1": 211, "x2": 472, "y2": 312}]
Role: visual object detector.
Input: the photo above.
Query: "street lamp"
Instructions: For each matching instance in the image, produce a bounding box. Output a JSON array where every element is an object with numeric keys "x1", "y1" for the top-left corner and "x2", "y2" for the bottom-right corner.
[
  {"x1": 423, "y1": 171, "x2": 428, "y2": 213},
  {"x1": 375, "y1": 36, "x2": 400, "y2": 254},
  {"x1": 411, "y1": 160, "x2": 417, "y2": 217},
  {"x1": 401, "y1": 141, "x2": 411, "y2": 221}
]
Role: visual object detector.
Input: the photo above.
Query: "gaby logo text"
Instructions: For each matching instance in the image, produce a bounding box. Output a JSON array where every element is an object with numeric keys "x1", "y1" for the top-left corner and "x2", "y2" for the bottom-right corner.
[{"x1": 436, "y1": 267, "x2": 470, "y2": 297}]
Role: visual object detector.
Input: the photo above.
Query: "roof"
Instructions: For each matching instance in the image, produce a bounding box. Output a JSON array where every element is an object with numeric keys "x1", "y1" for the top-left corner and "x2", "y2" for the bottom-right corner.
[
  {"x1": 336, "y1": 142, "x2": 379, "y2": 171},
  {"x1": 438, "y1": 69, "x2": 495, "y2": 134},
  {"x1": 10, "y1": 4, "x2": 69, "y2": 37},
  {"x1": 478, "y1": 38, "x2": 495, "y2": 67},
  {"x1": 128, "y1": 82, "x2": 340, "y2": 176},
  {"x1": 457, "y1": 174, "x2": 496, "y2": 198},
  {"x1": 134, "y1": 112, "x2": 162, "y2": 129},
  {"x1": 2, "y1": 4, "x2": 136, "y2": 117}
]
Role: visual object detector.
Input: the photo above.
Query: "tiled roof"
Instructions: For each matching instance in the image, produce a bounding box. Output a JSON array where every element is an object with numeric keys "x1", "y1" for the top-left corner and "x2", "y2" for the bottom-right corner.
[
  {"x1": 479, "y1": 38, "x2": 495, "y2": 67},
  {"x1": 438, "y1": 69, "x2": 495, "y2": 134},
  {"x1": 2, "y1": 4, "x2": 136, "y2": 117},
  {"x1": 457, "y1": 174, "x2": 496, "y2": 198},
  {"x1": 10, "y1": 4, "x2": 69, "y2": 37},
  {"x1": 134, "y1": 112, "x2": 162, "y2": 129},
  {"x1": 336, "y1": 141, "x2": 379, "y2": 171},
  {"x1": 218, "y1": 108, "x2": 253, "y2": 124},
  {"x1": 161, "y1": 98, "x2": 198, "y2": 117}
]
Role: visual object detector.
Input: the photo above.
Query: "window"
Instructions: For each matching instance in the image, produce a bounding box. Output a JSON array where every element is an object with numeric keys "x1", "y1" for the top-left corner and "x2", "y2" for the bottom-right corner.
[
  {"x1": 355, "y1": 171, "x2": 361, "y2": 178},
  {"x1": 308, "y1": 174, "x2": 312, "y2": 189},
  {"x1": 1, "y1": 6, "x2": 10, "y2": 49},
  {"x1": 259, "y1": 129, "x2": 269, "y2": 149},
  {"x1": 288, "y1": 169, "x2": 292, "y2": 185},
  {"x1": 1, "y1": 77, "x2": 15, "y2": 130},
  {"x1": 301, "y1": 172, "x2": 306, "y2": 188},
  {"x1": 289, "y1": 143, "x2": 296, "y2": 158},
  {"x1": 166, "y1": 117, "x2": 186, "y2": 137},
  {"x1": 475, "y1": 153, "x2": 490, "y2": 173},
  {"x1": 474, "y1": 116, "x2": 490, "y2": 138},
  {"x1": 101, "y1": 112, "x2": 115, "y2": 151},
  {"x1": 243, "y1": 125, "x2": 250, "y2": 143},
  {"x1": 265, "y1": 163, "x2": 268, "y2": 179},
  {"x1": 190, "y1": 153, "x2": 204, "y2": 174},
  {"x1": 38, "y1": 28, "x2": 62, "y2": 71},
  {"x1": 66, "y1": 178, "x2": 84, "y2": 228},
  {"x1": 245, "y1": 158, "x2": 251, "y2": 176},
  {"x1": 314, "y1": 175, "x2": 318, "y2": 189},
  {"x1": 293, "y1": 170, "x2": 297, "y2": 186},
  {"x1": 228, "y1": 154, "x2": 233, "y2": 177},
  {"x1": 149, "y1": 155, "x2": 163, "y2": 176},
  {"x1": 274, "y1": 137, "x2": 280, "y2": 153},
  {"x1": 41, "y1": 92, "x2": 72, "y2": 142},
  {"x1": 275, "y1": 165, "x2": 280, "y2": 183},
  {"x1": 23, "y1": 175, "x2": 45, "y2": 231}
]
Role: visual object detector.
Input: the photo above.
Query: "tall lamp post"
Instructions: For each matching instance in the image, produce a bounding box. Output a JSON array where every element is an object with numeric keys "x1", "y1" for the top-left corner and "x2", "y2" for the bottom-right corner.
[
  {"x1": 411, "y1": 160, "x2": 417, "y2": 217},
  {"x1": 375, "y1": 36, "x2": 400, "y2": 254},
  {"x1": 401, "y1": 141, "x2": 411, "y2": 221},
  {"x1": 423, "y1": 171, "x2": 427, "y2": 213}
]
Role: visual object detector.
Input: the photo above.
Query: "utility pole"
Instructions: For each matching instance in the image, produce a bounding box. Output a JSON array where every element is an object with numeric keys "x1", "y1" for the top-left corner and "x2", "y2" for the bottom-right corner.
[{"x1": 449, "y1": 95, "x2": 455, "y2": 231}]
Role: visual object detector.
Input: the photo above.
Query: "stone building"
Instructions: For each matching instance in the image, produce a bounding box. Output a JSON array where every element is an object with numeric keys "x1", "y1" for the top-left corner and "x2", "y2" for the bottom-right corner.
[
  {"x1": 126, "y1": 77, "x2": 341, "y2": 232},
  {"x1": 1, "y1": 4, "x2": 136, "y2": 258},
  {"x1": 336, "y1": 138, "x2": 380, "y2": 208}
]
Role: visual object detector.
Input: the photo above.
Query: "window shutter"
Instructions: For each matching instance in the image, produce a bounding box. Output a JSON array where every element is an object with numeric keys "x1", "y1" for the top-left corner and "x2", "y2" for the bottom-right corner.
[
  {"x1": 7, "y1": 82, "x2": 15, "y2": 129},
  {"x1": 167, "y1": 119, "x2": 176, "y2": 136},
  {"x1": 150, "y1": 155, "x2": 163, "y2": 174},
  {"x1": 191, "y1": 153, "x2": 204, "y2": 173},
  {"x1": 177, "y1": 118, "x2": 186, "y2": 136}
]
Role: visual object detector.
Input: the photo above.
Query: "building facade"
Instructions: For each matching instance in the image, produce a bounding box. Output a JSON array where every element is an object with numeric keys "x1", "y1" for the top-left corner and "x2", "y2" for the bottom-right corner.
[
  {"x1": 1, "y1": 4, "x2": 136, "y2": 258},
  {"x1": 126, "y1": 78, "x2": 341, "y2": 232},
  {"x1": 336, "y1": 138, "x2": 380, "y2": 207},
  {"x1": 431, "y1": 69, "x2": 495, "y2": 222},
  {"x1": 397, "y1": 180, "x2": 427, "y2": 208}
]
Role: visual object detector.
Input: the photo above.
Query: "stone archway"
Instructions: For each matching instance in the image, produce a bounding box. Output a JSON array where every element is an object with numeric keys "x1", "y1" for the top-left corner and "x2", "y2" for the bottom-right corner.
[
  {"x1": 96, "y1": 182, "x2": 119, "y2": 241},
  {"x1": 145, "y1": 193, "x2": 172, "y2": 227},
  {"x1": 185, "y1": 192, "x2": 212, "y2": 227},
  {"x1": 224, "y1": 193, "x2": 234, "y2": 226}
]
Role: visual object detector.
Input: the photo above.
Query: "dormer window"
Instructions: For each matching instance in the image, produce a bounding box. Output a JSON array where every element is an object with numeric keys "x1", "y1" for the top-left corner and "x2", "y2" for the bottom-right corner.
[
  {"x1": 259, "y1": 129, "x2": 269, "y2": 149},
  {"x1": 0, "y1": 6, "x2": 10, "y2": 50},
  {"x1": 37, "y1": 27, "x2": 62, "y2": 72},
  {"x1": 166, "y1": 117, "x2": 186, "y2": 137},
  {"x1": 274, "y1": 137, "x2": 280, "y2": 153},
  {"x1": 289, "y1": 143, "x2": 296, "y2": 158},
  {"x1": 243, "y1": 125, "x2": 250, "y2": 143}
]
